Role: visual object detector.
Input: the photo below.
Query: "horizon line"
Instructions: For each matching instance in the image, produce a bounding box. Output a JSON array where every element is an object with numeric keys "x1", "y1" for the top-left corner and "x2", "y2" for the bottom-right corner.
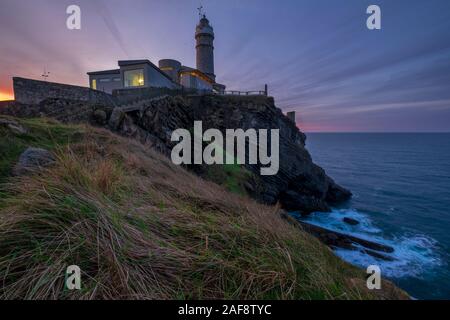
[{"x1": 303, "y1": 131, "x2": 450, "y2": 134}]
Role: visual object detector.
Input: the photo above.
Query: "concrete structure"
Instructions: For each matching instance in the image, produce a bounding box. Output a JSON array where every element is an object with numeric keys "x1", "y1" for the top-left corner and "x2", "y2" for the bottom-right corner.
[
  {"x1": 87, "y1": 14, "x2": 226, "y2": 94},
  {"x1": 88, "y1": 60, "x2": 180, "y2": 94},
  {"x1": 158, "y1": 59, "x2": 182, "y2": 83},
  {"x1": 12, "y1": 77, "x2": 114, "y2": 105},
  {"x1": 86, "y1": 69, "x2": 122, "y2": 94},
  {"x1": 287, "y1": 111, "x2": 296, "y2": 123}
]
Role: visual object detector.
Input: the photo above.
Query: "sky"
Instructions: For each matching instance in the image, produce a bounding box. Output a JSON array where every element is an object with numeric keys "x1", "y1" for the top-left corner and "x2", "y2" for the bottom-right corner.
[{"x1": 1, "y1": 0, "x2": 450, "y2": 132}]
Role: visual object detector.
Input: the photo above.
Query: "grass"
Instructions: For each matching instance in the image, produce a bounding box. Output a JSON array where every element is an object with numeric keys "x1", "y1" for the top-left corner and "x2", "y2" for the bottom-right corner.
[
  {"x1": 0, "y1": 116, "x2": 408, "y2": 300},
  {"x1": 0, "y1": 116, "x2": 82, "y2": 182},
  {"x1": 206, "y1": 164, "x2": 253, "y2": 196}
]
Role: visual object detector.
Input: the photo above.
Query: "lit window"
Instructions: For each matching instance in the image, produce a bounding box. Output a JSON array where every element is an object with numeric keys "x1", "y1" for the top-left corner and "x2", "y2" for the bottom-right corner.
[
  {"x1": 124, "y1": 69, "x2": 145, "y2": 87},
  {"x1": 92, "y1": 79, "x2": 97, "y2": 90}
]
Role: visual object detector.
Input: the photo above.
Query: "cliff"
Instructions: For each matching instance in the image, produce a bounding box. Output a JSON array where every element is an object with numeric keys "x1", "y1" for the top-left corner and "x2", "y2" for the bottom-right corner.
[{"x1": 117, "y1": 94, "x2": 353, "y2": 213}]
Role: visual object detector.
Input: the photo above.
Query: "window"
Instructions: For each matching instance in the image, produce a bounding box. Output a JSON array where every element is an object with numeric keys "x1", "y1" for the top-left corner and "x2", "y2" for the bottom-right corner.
[
  {"x1": 124, "y1": 69, "x2": 144, "y2": 87},
  {"x1": 99, "y1": 78, "x2": 111, "y2": 82},
  {"x1": 113, "y1": 78, "x2": 121, "y2": 82},
  {"x1": 91, "y1": 79, "x2": 97, "y2": 90}
]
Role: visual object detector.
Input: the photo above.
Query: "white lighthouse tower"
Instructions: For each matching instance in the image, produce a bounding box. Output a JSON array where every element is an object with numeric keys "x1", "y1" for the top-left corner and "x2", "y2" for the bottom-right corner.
[{"x1": 195, "y1": 13, "x2": 215, "y2": 81}]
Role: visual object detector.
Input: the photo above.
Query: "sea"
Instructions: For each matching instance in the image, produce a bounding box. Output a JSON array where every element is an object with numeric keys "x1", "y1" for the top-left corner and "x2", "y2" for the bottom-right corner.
[{"x1": 296, "y1": 133, "x2": 450, "y2": 300}]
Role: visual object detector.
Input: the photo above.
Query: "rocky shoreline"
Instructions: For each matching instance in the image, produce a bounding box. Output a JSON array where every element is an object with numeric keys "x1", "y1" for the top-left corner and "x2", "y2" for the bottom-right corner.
[{"x1": 280, "y1": 212, "x2": 395, "y2": 261}]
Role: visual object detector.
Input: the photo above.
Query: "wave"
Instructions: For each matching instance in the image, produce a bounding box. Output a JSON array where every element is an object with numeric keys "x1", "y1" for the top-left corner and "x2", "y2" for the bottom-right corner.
[{"x1": 292, "y1": 209, "x2": 442, "y2": 278}]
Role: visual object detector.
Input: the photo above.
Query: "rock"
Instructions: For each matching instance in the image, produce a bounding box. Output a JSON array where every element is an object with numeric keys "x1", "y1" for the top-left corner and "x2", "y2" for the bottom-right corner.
[
  {"x1": 93, "y1": 109, "x2": 108, "y2": 125},
  {"x1": 362, "y1": 249, "x2": 395, "y2": 261},
  {"x1": 108, "y1": 107, "x2": 125, "y2": 130},
  {"x1": 13, "y1": 147, "x2": 56, "y2": 176},
  {"x1": 326, "y1": 178, "x2": 352, "y2": 204},
  {"x1": 0, "y1": 118, "x2": 28, "y2": 135},
  {"x1": 279, "y1": 190, "x2": 330, "y2": 215},
  {"x1": 280, "y1": 211, "x2": 394, "y2": 254},
  {"x1": 343, "y1": 217, "x2": 360, "y2": 226},
  {"x1": 244, "y1": 182, "x2": 255, "y2": 193}
]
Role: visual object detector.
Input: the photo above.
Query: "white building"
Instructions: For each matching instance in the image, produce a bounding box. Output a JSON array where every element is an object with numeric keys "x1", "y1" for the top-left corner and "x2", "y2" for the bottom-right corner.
[{"x1": 87, "y1": 14, "x2": 225, "y2": 94}]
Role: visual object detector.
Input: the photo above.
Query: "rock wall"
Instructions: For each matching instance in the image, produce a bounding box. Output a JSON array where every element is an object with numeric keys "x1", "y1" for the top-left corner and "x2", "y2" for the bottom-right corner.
[
  {"x1": 0, "y1": 101, "x2": 14, "y2": 109},
  {"x1": 13, "y1": 77, "x2": 115, "y2": 105},
  {"x1": 112, "y1": 86, "x2": 198, "y2": 105},
  {"x1": 0, "y1": 98, "x2": 114, "y2": 127}
]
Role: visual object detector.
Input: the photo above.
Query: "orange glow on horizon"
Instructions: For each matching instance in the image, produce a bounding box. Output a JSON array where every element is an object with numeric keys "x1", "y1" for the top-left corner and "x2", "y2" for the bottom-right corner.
[{"x1": 0, "y1": 89, "x2": 14, "y2": 101}]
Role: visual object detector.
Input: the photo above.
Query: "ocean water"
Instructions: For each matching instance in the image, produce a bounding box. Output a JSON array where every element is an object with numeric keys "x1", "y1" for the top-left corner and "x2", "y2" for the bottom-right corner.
[{"x1": 299, "y1": 133, "x2": 450, "y2": 300}]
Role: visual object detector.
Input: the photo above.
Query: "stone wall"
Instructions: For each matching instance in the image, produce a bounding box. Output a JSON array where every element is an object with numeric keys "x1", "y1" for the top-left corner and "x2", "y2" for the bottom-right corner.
[
  {"x1": 13, "y1": 77, "x2": 115, "y2": 105},
  {"x1": 113, "y1": 86, "x2": 198, "y2": 105},
  {"x1": 0, "y1": 101, "x2": 14, "y2": 109}
]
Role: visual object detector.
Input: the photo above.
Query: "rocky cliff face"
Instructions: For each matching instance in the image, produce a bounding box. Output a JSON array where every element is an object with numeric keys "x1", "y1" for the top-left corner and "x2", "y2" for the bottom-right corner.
[
  {"x1": 1, "y1": 94, "x2": 351, "y2": 214},
  {"x1": 103, "y1": 94, "x2": 351, "y2": 214}
]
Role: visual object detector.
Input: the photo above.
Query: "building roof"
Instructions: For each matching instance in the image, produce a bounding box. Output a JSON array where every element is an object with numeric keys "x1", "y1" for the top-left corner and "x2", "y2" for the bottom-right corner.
[
  {"x1": 118, "y1": 60, "x2": 153, "y2": 67},
  {"x1": 180, "y1": 66, "x2": 215, "y2": 83},
  {"x1": 118, "y1": 59, "x2": 176, "y2": 83},
  {"x1": 87, "y1": 69, "x2": 120, "y2": 76}
]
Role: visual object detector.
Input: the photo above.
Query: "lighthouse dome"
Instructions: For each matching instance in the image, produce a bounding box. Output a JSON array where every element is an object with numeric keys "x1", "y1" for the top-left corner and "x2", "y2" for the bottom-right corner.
[{"x1": 196, "y1": 15, "x2": 214, "y2": 38}]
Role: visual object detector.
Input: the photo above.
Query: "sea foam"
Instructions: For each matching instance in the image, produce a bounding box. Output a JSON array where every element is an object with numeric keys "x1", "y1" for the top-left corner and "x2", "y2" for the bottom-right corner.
[{"x1": 293, "y1": 209, "x2": 442, "y2": 278}]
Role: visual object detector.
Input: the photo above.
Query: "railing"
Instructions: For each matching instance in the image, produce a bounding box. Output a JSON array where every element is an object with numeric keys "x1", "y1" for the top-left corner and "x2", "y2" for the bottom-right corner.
[
  {"x1": 217, "y1": 84, "x2": 268, "y2": 96},
  {"x1": 220, "y1": 90, "x2": 267, "y2": 96}
]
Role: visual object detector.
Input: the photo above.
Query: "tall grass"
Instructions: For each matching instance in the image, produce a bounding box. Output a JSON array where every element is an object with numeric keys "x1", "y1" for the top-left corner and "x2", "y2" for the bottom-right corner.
[{"x1": 0, "y1": 118, "x2": 407, "y2": 300}]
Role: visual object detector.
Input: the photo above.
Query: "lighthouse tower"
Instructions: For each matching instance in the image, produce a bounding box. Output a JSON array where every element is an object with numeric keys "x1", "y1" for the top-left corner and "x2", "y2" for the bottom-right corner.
[{"x1": 195, "y1": 14, "x2": 215, "y2": 81}]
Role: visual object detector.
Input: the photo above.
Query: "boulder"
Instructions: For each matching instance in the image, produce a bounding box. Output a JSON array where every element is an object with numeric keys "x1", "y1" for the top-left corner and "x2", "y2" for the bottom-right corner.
[
  {"x1": 343, "y1": 217, "x2": 360, "y2": 226},
  {"x1": 108, "y1": 107, "x2": 125, "y2": 130},
  {"x1": 13, "y1": 147, "x2": 56, "y2": 176},
  {"x1": 93, "y1": 109, "x2": 108, "y2": 125}
]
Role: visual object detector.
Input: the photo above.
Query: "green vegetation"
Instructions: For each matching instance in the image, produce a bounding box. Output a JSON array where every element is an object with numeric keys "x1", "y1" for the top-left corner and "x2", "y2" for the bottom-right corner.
[
  {"x1": 0, "y1": 116, "x2": 81, "y2": 182},
  {"x1": 0, "y1": 116, "x2": 407, "y2": 300},
  {"x1": 206, "y1": 164, "x2": 252, "y2": 196}
]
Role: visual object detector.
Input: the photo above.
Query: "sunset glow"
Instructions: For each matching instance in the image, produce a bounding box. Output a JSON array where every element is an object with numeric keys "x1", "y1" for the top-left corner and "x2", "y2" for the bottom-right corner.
[{"x1": 0, "y1": 90, "x2": 14, "y2": 101}]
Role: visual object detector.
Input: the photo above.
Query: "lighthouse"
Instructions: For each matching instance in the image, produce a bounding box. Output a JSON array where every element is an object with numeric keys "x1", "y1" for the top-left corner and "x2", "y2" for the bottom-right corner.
[{"x1": 195, "y1": 14, "x2": 215, "y2": 81}]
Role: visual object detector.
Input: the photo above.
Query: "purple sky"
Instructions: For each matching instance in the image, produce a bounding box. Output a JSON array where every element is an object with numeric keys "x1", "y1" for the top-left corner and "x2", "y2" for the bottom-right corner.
[{"x1": 1, "y1": 0, "x2": 450, "y2": 132}]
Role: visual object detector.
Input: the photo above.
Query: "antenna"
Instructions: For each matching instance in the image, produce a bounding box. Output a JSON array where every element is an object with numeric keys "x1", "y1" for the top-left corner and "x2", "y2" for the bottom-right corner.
[
  {"x1": 197, "y1": 3, "x2": 204, "y2": 19},
  {"x1": 41, "y1": 67, "x2": 50, "y2": 81}
]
